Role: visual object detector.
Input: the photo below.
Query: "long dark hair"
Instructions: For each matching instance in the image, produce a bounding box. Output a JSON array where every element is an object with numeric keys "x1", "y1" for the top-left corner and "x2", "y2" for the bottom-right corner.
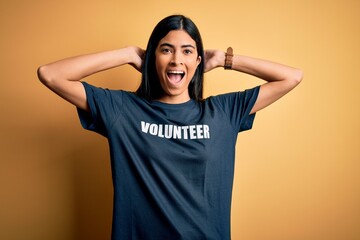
[{"x1": 136, "y1": 15, "x2": 205, "y2": 101}]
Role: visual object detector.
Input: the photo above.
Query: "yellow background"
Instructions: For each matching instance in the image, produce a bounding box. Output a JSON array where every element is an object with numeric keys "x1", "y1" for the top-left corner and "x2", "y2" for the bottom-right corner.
[{"x1": 1, "y1": 0, "x2": 359, "y2": 239}]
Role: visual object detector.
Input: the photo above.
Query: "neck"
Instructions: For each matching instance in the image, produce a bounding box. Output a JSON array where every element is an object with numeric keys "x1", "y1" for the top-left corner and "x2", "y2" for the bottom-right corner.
[{"x1": 156, "y1": 94, "x2": 191, "y2": 104}]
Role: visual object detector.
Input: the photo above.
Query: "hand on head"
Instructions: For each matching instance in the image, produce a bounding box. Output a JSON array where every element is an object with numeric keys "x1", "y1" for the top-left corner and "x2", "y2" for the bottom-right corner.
[
  {"x1": 129, "y1": 46, "x2": 146, "y2": 72},
  {"x1": 204, "y1": 49, "x2": 225, "y2": 73}
]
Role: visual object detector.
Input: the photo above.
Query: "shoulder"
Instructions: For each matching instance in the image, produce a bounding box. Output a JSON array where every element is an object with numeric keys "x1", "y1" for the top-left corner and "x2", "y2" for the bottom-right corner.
[
  {"x1": 82, "y1": 82, "x2": 137, "y2": 100},
  {"x1": 203, "y1": 87, "x2": 258, "y2": 105},
  {"x1": 206, "y1": 86, "x2": 260, "y2": 101}
]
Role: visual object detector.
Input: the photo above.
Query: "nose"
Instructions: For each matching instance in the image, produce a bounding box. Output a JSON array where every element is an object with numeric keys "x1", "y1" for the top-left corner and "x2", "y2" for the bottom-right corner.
[{"x1": 170, "y1": 51, "x2": 183, "y2": 65}]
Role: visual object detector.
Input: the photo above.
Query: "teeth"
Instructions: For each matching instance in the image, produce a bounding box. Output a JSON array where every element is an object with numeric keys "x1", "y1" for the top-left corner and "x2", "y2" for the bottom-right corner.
[{"x1": 167, "y1": 70, "x2": 184, "y2": 74}]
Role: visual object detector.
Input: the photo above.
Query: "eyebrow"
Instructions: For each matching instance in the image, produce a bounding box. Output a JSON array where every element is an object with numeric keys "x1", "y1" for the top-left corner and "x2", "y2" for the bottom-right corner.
[{"x1": 159, "y1": 43, "x2": 196, "y2": 49}]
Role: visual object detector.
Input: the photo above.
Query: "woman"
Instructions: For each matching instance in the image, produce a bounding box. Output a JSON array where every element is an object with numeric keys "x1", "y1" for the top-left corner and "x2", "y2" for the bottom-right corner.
[{"x1": 38, "y1": 15, "x2": 302, "y2": 240}]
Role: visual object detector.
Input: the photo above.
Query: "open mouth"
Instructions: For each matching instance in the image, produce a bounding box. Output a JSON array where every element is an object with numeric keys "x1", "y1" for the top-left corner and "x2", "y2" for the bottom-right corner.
[{"x1": 167, "y1": 70, "x2": 185, "y2": 84}]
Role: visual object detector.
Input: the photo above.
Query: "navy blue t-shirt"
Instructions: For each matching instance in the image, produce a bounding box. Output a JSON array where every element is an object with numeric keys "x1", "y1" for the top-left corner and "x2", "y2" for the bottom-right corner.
[{"x1": 78, "y1": 82, "x2": 259, "y2": 240}]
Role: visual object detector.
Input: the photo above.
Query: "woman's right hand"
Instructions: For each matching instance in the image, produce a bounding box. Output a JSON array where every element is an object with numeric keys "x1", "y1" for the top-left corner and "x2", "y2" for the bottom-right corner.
[{"x1": 128, "y1": 46, "x2": 145, "y2": 72}]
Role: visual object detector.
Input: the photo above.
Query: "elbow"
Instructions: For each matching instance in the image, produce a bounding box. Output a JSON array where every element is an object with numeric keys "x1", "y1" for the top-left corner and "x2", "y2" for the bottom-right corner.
[
  {"x1": 292, "y1": 68, "x2": 303, "y2": 85},
  {"x1": 37, "y1": 65, "x2": 47, "y2": 84},
  {"x1": 37, "y1": 65, "x2": 54, "y2": 86},
  {"x1": 285, "y1": 68, "x2": 303, "y2": 89}
]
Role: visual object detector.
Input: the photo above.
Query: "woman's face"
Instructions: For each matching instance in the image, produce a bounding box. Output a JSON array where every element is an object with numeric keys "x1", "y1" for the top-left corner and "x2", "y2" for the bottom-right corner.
[{"x1": 155, "y1": 30, "x2": 201, "y2": 103}]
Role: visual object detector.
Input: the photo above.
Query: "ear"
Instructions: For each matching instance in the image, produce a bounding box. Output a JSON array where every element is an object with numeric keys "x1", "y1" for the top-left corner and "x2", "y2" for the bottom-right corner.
[{"x1": 196, "y1": 55, "x2": 202, "y2": 66}]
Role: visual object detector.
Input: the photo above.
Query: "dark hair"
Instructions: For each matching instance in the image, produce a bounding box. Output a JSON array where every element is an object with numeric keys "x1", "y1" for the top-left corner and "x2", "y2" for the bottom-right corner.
[{"x1": 136, "y1": 15, "x2": 205, "y2": 101}]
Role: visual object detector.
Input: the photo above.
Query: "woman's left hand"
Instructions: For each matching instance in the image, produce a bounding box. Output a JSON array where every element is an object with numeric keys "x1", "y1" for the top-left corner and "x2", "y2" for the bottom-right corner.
[{"x1": 204, "y1": 49, "x2": 225, "y2": 72}]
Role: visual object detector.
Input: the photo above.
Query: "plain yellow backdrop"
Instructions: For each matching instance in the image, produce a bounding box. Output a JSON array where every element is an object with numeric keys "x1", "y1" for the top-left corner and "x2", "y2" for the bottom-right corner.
[{"x1": 1, "y1": 0, "x2": 359, "y2": 239}]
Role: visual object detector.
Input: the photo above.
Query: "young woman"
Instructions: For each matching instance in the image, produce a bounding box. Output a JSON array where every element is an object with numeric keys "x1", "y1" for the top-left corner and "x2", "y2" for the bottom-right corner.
[{"x1": 38, "y1": 15, "x2": 302, "y2": 240}]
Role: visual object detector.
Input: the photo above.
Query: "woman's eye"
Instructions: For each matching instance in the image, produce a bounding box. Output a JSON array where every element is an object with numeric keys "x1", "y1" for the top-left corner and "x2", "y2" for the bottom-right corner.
[
  {"x1": 184, "y1": 49, "x2": 192, "y2": 54},
  {"x1": 161, "y1": 48, "x2": 172, "y2": 54}
]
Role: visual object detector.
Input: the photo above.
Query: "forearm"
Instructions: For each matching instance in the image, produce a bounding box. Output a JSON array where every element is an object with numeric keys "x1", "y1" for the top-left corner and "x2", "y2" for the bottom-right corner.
[
  {"x1": 38, "y1": 46, "x2": 139, "y2": 84},
  {"x1": 209, "y1": 49, "x2": 302, "y2": 83},
  {"x1": 231, "y1": 54, "x2": 303, "y2": 83}
]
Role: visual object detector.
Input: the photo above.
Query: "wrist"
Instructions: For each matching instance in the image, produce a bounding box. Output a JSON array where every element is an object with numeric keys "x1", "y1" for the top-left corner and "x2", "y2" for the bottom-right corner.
[
  {"x1": 213, "y1": 50, "x2": 226, "y2": 69},
  {"x1": 126, "y1": 46, "x2": 138, "y2": 65},
  {"x1": 218, "y1": 51, "x2": 226, "y2": 68}
]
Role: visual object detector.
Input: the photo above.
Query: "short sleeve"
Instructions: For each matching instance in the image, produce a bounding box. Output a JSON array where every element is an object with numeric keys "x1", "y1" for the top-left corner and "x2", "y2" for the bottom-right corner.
[
  {"x1": 212, "y1": 86, "x2": 260, "y2": 132},
  {"x1": 77, "y1": 82, "x2": 122, "y2": 137}
]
